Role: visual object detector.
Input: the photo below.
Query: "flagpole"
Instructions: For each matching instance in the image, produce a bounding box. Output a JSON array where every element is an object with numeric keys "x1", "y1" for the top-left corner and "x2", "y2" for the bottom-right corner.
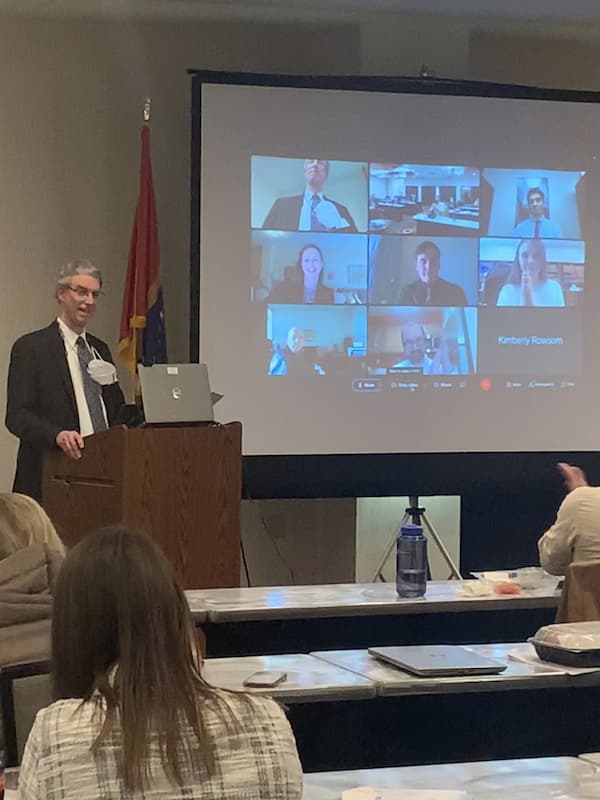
[
  {"x1": 119, "y1": 93, "x2": 166, "y2": 400},
  {"x1": 130, "y1": 97, "x2": 152, "y2": 403}
]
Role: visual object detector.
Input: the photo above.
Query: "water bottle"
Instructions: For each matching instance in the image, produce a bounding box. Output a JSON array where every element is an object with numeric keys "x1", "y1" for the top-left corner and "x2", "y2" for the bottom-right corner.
[{"x1": 396, "y1": 522, "x2": 427, "y2": 598}]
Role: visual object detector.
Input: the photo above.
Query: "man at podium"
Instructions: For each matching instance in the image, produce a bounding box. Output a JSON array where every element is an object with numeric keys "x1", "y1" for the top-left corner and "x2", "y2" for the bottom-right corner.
[{"x1": 5, "y1": 259, "x2": 125, "y2": 501}]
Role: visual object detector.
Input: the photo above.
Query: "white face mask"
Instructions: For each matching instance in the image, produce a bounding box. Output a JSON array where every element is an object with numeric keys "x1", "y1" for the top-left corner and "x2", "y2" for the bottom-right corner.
[{"x1": 87, "y1": 358, "x2": 117, "y2": 386}]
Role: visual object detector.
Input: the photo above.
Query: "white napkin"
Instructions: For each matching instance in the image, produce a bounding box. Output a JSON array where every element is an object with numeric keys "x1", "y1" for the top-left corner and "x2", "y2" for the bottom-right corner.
[
  {"x1": 315, "y1": 199, "x2": 351, "y2": 229},
  {"x1": 457, "y1": 579, "x2": 494, "y2": 597}
]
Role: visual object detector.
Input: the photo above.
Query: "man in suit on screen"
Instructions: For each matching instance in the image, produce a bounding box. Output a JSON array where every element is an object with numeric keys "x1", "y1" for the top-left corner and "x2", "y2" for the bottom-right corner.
[
  {"x1": 5, "y1": 259, "x2": 125, "y2": 501},
  {"x1": 262, "y1": 158, "x2": 358, "y2": 232},
  {"x1": 513, "y1": 187, "x2": 561, "y2": 238}
]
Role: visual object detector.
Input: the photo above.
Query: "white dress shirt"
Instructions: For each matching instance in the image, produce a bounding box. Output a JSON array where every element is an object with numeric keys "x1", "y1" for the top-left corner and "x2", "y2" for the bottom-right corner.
[{"x1": 57, "y1": 317, "x2": 107, "y2": 436}]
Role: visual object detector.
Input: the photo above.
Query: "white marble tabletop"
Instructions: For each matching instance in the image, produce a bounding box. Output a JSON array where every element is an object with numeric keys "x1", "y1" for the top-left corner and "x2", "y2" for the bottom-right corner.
[
  {"x1": 186, "y1": 580, "x2": 559, "y2": 623},
  {"x1": 6, "y1": 756, "x2": 598, "y2": 800},
  {"x1": 201, "y1": 652, "x2": 376, "y2": 703},
  {"x1": 302, "y1": 756, "x2": 600, "y2": 799},
  {"x1": 579, "y1": 752, "x2": 600, "y2": 766},
  {"x1": 310, "y1": 642, "x2": 600, "y2": 696},
  {"x1": 184, "y1": 590, "x2": 209, "y2": 622}
]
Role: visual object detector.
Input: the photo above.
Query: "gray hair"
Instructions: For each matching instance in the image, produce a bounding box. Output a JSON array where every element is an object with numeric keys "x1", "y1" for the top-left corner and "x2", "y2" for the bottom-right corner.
[{"x1": 56, "y1": 259, "x2": 103, "y2": 289}]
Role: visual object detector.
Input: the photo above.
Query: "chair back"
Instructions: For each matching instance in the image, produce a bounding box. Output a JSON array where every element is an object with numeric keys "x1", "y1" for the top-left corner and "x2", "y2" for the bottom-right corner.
[
  {"x1": 556, "y1": 559, "x2": 600, "y2": 623},
  {"x1": 0, "y1": 660, "x2": 51, "y2": 766}
]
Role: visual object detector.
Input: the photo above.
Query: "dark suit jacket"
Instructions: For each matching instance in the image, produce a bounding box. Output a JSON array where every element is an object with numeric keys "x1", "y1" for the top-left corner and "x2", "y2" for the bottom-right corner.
[
  {"x1": 397, "y1": 277, "x2": 467, "y2": 307},
  {"x1": 269, "y1": 280, "x2": 335, "y2": 305},
  {"x1": 5, "y1": 321, "x2": 125, "y2": 501},
  {"x1": 262, "y1": 194, "x2": 358, "y2": 233}
]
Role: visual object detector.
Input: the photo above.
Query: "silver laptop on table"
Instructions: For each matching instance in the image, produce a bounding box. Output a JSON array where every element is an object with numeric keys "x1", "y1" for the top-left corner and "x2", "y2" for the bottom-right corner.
[
  {"x1": 137, "y1": 363, "x2": 219, "y2": 424},
  {"x1": 368, "y1": 645, "x2": 507, "y2": 677}
]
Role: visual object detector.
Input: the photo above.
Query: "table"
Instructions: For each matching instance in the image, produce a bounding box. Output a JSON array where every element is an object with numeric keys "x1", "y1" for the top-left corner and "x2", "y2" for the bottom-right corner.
[
  {"x1": 412, "y1": 212, "x2": 479, "y2": 231},
  {"x1": 183, "y1": 591, "x2": 209, "y2": 623},
  {"x1": 292, "y1": 643, "x2": 600, "y2": 770},
  {"x1": 579, "y1": 752, "x2": 600, "y2": 766},
  {"x1": 202, "y1": 653, "x2": 376, "y2": 703},
  {"x1": 310, "y1": 642, "x2": 600, "y2": 696},
  {"x1": 189, "y1": 581, "x2": 559, "y2": 656},
  {"x1": 302, "y1": 756, "x2": 600, "y2": 799},
  {"x1": 203, "y1": 652, "x2": 378, "y2": 772}
]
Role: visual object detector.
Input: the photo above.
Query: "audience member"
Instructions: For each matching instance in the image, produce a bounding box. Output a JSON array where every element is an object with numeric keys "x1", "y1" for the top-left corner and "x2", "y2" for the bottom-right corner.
[
  {"x1": 397, "y1": 241, "x2": 467, "y2": 306},
  {"x1": 538, "y1": 462, "x2": 600, "y2": 575},
  {"x1": 270, "y1": 244, "x2": 334, "y2": 304},
  {"x1": 263, "y1": 159, "x2": 358, "y2": 232},
  {"x1": 19, "y1": 526, "x2": 302, "y2": 799},
  {"x1": 496, "y1": 239, "x2": 565, "y2": 307},
  {"x1": 0, "y1": 492, "x2": 64, "y2": 668},
  {"x1": 513, "y1": 187, "x2": 561, "y2": 238},
  {"x1": 0, "y1": 493, "x2": 64, "y2": 754}
]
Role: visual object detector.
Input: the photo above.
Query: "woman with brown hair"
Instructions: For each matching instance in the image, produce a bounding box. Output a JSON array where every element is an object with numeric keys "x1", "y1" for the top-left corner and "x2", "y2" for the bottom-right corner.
[
  {"x1": 269, "y1": 243, "x2": 335, "y2": 304},
  {"x1": 0, "y1": 492, "x2": 65, "y2": 668},
  {"x1": 18, "y1": 526, "x2": 302, "y2": 799}
]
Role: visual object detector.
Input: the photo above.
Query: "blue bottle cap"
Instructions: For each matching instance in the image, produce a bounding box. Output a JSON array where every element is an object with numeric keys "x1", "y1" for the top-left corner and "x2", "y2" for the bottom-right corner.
[{"x1": 400, "y1": 523, "x2": 423, "y2": 537}]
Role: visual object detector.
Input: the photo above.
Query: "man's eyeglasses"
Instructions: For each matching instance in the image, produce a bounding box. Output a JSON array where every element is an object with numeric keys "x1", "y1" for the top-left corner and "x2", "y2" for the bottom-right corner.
[{"x1": 68, "y1": 285, "x2": 103, "y2": 300}]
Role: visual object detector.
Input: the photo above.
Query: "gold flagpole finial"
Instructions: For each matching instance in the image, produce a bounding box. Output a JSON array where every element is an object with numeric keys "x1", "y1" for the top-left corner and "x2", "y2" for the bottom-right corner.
[{"x1": 143, "y1": 97, "x2": 152, "y2": 123}]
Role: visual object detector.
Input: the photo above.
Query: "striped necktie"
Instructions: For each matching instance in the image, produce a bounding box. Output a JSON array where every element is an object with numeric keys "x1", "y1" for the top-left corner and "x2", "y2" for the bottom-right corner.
[{"x1": 76, "y1": 337, "x2": 108, "y2": 433}]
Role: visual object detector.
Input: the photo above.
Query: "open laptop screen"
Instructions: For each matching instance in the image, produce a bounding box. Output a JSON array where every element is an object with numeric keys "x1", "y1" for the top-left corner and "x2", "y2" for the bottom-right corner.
[{"x1": 137, "y1": 363, "x2": 215, "y2": 424}]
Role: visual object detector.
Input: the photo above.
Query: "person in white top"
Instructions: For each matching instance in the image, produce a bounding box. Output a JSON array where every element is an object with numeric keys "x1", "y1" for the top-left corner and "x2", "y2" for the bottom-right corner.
[
  {"x1": 496, "y1": 239, "x2": 565, "y2": 308},
  {"x1": 538, "y1": 462, "x2": 600, "y2": 575},
  {"x1": 19, "y1": 525, "x2": 303, "y2": 800}
]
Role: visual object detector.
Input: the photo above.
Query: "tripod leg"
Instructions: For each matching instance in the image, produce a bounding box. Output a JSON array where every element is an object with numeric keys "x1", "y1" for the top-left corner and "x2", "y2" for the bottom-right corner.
[
  {"x1": 370, "y1": 512, "x2": 410, "y2": 582},
  {"x1": 370, "y1": 535, "x2": 397, "y2": 582},
  {"x1": 420, "y1": 511, "x2": 462, "y2": 580}
]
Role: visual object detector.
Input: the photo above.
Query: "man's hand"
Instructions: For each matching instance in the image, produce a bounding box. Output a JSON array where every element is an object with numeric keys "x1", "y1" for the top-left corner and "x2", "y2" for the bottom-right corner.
[
  {"x1": 56, "y1": 430, "x2": 84, "y2": 460},
  {"x1": 557, "y1": 461, "x2": 588, "y2": 493}
]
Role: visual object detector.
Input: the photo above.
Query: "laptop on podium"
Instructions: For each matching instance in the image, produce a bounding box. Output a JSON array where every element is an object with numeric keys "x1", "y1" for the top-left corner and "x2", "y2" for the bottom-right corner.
[{"x1": 137, "y1": 363, "x2": 220, "y2": 424}]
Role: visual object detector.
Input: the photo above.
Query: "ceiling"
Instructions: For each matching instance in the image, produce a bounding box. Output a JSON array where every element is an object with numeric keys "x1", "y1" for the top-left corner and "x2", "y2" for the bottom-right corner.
[{"x1": 7, "y1": 0, "x2": 600, "y2": 23}]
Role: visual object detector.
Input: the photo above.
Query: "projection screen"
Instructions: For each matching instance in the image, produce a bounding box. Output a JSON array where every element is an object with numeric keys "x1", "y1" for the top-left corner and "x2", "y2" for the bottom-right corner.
[{"x1": 192, "y1": 74, "x2": 599, "y2": 459}]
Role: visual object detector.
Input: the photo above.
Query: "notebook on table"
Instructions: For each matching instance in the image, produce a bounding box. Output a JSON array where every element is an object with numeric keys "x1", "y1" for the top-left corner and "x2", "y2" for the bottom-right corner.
[{"x1": 367, "y1": 645, "x2": 507, "y2": 677}]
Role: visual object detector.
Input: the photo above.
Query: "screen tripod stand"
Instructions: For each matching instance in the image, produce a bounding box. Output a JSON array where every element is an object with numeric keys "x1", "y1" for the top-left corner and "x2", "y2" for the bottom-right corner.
[{"x1": 371, "y1": 495, "x2": 462, "y2": 582}]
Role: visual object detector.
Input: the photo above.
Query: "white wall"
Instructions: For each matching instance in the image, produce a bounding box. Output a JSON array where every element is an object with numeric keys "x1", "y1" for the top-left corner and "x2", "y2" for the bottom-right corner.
[
  {"x1": 241, "y1": 498, "x2": 357, "y2": 585},
  {"x1": 361, "y1": 12, "x2": 600, "y2": 86},
  {"x1": 0, "y1": 13, "x2": 360, "y2": 493},
  {"x1": 356, "y1": 496, "x2": 461, "y2": 582},
  {"x1": 3, "y1": 7, "x2": 600, "y2": 583}
]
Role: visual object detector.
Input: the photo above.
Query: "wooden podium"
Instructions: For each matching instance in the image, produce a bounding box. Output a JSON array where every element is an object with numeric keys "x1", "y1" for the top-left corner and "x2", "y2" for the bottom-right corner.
[{"x1": 42, "y1": 423, "x2": 242, "y2": 589}]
